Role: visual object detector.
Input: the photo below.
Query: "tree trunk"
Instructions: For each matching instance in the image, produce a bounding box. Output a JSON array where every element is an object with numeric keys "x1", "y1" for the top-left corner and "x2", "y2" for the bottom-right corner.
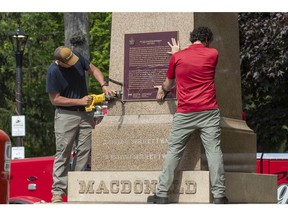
[
  {"x1": 64, "y1": 12, "x2": 89, "y2": 59},
  {"x1": 64, "y1": 12, "x2": 89, "y2": 86}
]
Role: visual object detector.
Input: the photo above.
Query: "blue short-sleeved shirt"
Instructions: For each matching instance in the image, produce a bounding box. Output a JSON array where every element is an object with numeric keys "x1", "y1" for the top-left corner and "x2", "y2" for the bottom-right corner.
[{"x1": 46, "y1": 50, "x2": 90, "y2": 101}]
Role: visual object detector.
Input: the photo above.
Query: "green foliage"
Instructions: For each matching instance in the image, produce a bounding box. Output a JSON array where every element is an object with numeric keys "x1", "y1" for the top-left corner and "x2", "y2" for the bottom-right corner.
[
  {"x1": 88, "y1": 13, "x2": 112, "y2": 94},
  {"x1": 0, "y1": 12, "x2": 65, "y2": 157},
  {"x1": 239, "y1": 13, "x2": 288, "y2": 153},
  {"x1": 2, "y1": 12, "x2": 287, "y2": 156},
  {"x1": 0, "y1": 12, "x2": 112, "y2": 157}
]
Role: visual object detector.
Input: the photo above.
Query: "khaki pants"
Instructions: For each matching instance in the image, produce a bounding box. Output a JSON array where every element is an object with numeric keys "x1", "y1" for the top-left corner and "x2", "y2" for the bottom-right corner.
[
  {"x1": 156, "y1": 109, "x2": 226, "y2": 198},
  {"x1": 51, "y1": 108, "x2": 94, "y2": 196}
]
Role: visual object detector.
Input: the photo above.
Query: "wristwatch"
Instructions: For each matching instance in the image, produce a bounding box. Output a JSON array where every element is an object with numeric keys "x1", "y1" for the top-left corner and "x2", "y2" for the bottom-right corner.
[{"x1": 101, "y1": 82, "x2": 108, "y2": 87}]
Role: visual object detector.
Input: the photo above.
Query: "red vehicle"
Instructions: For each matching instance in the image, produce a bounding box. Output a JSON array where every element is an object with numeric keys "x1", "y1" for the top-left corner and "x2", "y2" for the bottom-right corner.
[
  {"x1": 4, "y1": 88, "x2": 123, "y2": 204},
  {"x1": 9, "y1": 156, "x2": 68, "y2": 204},
  {"x1": 8, "y1": 110, "x2": 107, "y2": 204},
  {"x1": 0, "y1": 130, "x2": 11, "y2": 204},
  {"x1": 7, "y1": 152, "x2": 288, "y2": 204},
  {"x1": 4, "y1": 107, "x2": 288, "y2": 204},
  {"x1": 257, "y1": 153, "x2": 288, "y2": 204}
]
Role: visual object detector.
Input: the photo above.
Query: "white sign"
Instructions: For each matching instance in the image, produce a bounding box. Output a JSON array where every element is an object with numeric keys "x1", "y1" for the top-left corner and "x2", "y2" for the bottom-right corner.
[
  {"x1": 12, "y1": 146, "x2": 25, "y2": 159},
  {"x1": 12, "y1": 115, "x2": 26, "y2": 136}
]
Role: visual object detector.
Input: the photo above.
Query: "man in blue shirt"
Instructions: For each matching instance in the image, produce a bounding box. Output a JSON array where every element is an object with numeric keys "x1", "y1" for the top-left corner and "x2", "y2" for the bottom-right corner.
[{"x1": 46, "y1": 46, "x2": 113, "y2": 203}]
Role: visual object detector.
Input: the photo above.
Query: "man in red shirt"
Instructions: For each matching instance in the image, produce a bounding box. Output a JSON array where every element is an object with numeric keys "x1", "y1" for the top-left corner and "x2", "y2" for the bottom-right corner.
[{"x1": 148, "y1": 27, "x2": 228, "y2": 204}]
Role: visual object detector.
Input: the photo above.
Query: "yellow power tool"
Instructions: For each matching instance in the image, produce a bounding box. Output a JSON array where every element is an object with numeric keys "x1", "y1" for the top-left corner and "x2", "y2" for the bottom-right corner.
[{"x1": 85, "y1": 91, "x2": 123, "y2": 112}]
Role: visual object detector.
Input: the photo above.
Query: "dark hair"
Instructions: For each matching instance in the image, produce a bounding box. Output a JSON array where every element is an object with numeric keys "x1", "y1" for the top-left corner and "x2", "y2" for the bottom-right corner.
[{"x1": 189, "y1": 26, "x2": 213, "y2": 43}]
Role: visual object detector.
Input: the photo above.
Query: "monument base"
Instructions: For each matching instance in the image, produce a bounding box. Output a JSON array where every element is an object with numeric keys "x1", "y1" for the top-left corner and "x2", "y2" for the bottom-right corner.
[
  {"x1": 67, "y1": 171, "x2": 277, "y2": 203},
  {"x1": 91, "y1": 115, "x2": 257, "y2": 173}
]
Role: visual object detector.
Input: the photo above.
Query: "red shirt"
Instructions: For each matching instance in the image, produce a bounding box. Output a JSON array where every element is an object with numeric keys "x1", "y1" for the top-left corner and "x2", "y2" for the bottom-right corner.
[{"x1": 166, "y1": 43, "x2": 219, "y2": 113}]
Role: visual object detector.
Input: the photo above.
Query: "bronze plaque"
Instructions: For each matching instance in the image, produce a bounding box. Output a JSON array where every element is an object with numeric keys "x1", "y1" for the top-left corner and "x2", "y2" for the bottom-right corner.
[{"x1": 124, "y1": 31, "x2": 178, "y2": 101}]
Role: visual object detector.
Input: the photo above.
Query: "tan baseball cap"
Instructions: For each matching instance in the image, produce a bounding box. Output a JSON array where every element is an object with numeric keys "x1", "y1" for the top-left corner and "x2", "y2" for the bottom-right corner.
[{"x1": 53, "y1": 46, "x2": 79, "y2": 66}]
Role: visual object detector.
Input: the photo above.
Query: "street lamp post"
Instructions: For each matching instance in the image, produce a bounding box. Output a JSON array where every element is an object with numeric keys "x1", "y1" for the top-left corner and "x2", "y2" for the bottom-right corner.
[{"x1": 9, "y1": 26, "x2": 29, "y2": 147}]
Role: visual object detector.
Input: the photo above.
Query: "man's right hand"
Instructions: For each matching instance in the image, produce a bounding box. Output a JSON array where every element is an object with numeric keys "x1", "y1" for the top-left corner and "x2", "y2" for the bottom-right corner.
[
  {"x1": 81, "y1": 95, "x2": 92, "y2": 106},
  {"x1": 154, "y1": 85, "x2": 167, "y2": 101}
]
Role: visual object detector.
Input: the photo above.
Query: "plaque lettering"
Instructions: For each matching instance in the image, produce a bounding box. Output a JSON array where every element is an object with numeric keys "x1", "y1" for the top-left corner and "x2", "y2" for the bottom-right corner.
[
  {"x1": 110, "y1": 180, "x2": 120, "y2": 194},
  {"x1": 77, "y1": 179, "x2": 197, "y2": 195},
  {"x1": 102, "y1": 137, "x2": 168, "y2": 145},
  {"x1": 78, "y1": 180, "x2": 95, "y2": 194},
  {"x1": 134, "y1": 180, "x2": 143, "y2": 194},
  {"x1": 185, "y1": 180, "x2": 197, "y2": 194},
  {"x1": 143, "y1": 180, "x2": 157, "y2": 194},
  {"x1": 96, "y1": 180, "x2": 109, "y2": 194},
  {"x1": 124, "y1": 31, "x2": 178, "y2": 100},
  {"x1": 104, "y1": 153, "x2": 166, "y2": 161},
  {"x1": 120, "y1": 180, "x2": 132, "y2": 194}
]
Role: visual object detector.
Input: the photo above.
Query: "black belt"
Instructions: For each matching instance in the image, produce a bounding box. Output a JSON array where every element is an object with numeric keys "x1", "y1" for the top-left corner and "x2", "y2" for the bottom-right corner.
[{"x1": 57, "y1": 106, "x2": 86, "y2": 112}]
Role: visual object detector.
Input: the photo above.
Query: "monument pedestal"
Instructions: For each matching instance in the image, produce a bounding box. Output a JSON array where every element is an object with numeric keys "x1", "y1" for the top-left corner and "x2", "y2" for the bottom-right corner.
[
  {"x1": 67, "y1": 12, "x2": 278, "y2": 203},
  {"x1": 67, "y1": 114, "x2": 277, "y2": 203},
  {"x1": 91, "y1": 115, "x2": 257, "y2": 173},
  {"x1": 68, "y1": 171, "x2": 277, "y2": 203}
]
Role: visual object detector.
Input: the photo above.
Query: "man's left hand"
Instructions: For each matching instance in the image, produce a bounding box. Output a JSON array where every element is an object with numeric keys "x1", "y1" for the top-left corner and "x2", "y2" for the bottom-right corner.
[{"x1": 167, "y1": 38, "x2": 180, "y2": 55}]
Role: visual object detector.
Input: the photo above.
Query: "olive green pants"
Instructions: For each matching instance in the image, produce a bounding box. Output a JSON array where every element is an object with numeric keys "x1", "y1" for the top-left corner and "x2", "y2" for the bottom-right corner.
[
  {"x1": 156, "y1": 109, "x2": 226, "y2": 198},
  {"x1": 51, "y1": 108, "x2": 94, "y2": 196}
]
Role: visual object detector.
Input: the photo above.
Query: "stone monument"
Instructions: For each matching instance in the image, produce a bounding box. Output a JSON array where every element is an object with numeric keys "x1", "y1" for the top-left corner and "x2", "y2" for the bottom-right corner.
[{"x1": 68, "y1": 12, "x2": 277, "y2": 203}]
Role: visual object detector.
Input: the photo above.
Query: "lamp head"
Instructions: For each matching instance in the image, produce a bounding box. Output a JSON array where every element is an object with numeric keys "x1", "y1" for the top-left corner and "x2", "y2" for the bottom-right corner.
[{"x1": 9, "y1": 26, "x2": 29, "y2": 53}]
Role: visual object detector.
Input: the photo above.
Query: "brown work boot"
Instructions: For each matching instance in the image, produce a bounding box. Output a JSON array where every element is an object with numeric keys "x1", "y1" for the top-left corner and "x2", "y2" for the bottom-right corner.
[{"x1": 51, "y1": 194, "x2": 63, "y2": 203}]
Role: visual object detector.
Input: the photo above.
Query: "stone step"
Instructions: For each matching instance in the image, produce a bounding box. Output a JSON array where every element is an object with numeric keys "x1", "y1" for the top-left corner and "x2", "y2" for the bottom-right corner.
[{"x1": 68, "y1": 171, "x2": 277, "y2": 203}]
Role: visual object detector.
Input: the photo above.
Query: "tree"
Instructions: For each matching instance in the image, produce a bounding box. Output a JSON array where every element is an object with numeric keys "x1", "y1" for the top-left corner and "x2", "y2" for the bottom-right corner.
[
  {"x1": 0, "y1": 12, "x2": 112, "y2": 157},
  {"x1": 0, "y1": 12, "x2": 64, "y2": 156},
  {"x1": 88, "y1": 13, "x2": 112, "y2": 93},
  {"x1": 239, "y1": 13, "x2": 288, "y2": 153},
  {"x1": 64, "y1": 13, "x2": 90, "y2": 90},
  {"x1": 63, "y1": 12, "x2": 112, "y2": 93},
  {"x1": 64, "y1": 13, "x2": 90, "y2": 58}
]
